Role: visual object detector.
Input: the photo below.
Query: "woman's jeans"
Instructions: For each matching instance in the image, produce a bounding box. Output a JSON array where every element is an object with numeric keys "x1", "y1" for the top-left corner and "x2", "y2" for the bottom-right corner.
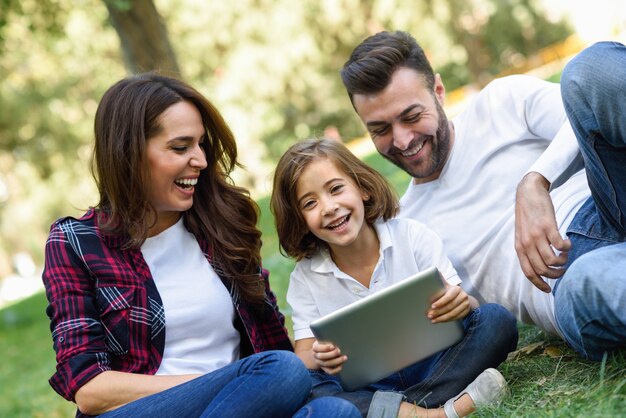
[
  {"x1": 553, "y1": 41, "x2": 626, "y2": 360},
  {"x1": 95, "y1": 350, "x2": 360, "y2": 418},
  {"x1": 308, "y1": 304, "x2": 518, "y2": 418}
]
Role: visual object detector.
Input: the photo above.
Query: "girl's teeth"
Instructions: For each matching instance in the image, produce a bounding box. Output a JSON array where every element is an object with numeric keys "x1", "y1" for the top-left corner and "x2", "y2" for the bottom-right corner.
[{"x1": 328, "y1": 216, "x2": 348, "y2": 229}]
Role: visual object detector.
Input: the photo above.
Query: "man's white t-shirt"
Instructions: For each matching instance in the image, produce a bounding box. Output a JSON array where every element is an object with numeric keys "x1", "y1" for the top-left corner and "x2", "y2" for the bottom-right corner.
[
  {"x1": 287, "y1": 218, "x2": 461, "y2": 341},
  {"x1": 399, "y1": 75, "x2": 590, "y2": 335},
  {"x1": 141, "y1": 217, "x2": 240, "y2": 375}
]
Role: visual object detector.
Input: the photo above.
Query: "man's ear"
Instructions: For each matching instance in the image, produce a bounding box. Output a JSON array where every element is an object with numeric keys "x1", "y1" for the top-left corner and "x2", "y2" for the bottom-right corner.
[{"x1": 434, "y1": 73, "x2": 446, "y2": 105}]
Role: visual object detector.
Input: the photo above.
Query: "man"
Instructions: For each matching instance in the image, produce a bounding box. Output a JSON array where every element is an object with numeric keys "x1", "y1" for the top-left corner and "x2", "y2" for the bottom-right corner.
[{"x1": 341, "y1": 31, "x2": 625, "y2": 360}]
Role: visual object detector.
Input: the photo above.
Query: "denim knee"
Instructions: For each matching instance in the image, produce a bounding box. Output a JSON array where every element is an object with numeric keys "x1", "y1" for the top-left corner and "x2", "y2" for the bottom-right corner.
[
  {"x1": 474, "y1": 303, "x2": 519, "y2": 350},
  {"x1": 554, "y1": 246, "x2": 626, "y2": 360},
  {"x1": 562, "y1": 42, "x2": 619, "y2": 90},
  {"x1": 295, "y1": 397, "x2": 361, "y2": 418},
  {"x1": 261, "y1": 350, "x2": 311, "y2": 400}
]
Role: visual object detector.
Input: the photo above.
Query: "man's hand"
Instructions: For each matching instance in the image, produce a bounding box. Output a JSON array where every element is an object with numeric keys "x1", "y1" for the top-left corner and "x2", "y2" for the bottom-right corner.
[
  {"x1": 515, "y1": 172, "x2": 571, "y2": 292},
  {"x1": 428, "y1": 285, "x2": 471, "y2": 322},
  {"x1": 312, "y1": 340, "x2": 347, "y2": 375}
]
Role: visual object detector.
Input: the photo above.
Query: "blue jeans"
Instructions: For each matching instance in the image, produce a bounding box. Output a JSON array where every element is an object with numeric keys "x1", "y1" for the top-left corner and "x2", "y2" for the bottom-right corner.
[
  {"x1": 308, "y1": 304, "x2": 518, "y2": 418},
  {"x1": 554, "y1": 41, "x2": 626, "y2": 360},
  {"x1": 94, "y1": 351, "x2": 360, "y2": 418}
]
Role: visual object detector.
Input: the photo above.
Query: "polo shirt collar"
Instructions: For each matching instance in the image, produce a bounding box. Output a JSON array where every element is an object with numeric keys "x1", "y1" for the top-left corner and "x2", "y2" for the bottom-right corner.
[{"x1": 308, "y1": 219, "x2": 392, "y2": 274}]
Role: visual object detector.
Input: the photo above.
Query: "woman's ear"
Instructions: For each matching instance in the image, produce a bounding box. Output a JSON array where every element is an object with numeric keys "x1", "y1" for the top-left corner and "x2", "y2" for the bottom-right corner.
[{"x1": 362, "y1": 192, "x2": 370, "y2": 201}]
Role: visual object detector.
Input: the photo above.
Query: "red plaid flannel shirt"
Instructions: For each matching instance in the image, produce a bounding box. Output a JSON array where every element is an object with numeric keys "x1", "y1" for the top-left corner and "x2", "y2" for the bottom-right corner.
[{"x1": 42, "y1": 209, "x2": 292, "y2": 403}]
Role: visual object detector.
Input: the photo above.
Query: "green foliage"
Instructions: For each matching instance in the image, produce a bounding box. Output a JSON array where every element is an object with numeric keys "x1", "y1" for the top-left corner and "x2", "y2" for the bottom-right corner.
[{"x1": 0, "y1": 0, "x2": 123, "y2": 274}]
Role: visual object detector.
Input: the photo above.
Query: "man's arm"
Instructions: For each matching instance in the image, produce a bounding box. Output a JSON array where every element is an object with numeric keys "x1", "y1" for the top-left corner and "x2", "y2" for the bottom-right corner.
[{"x1": 515, "y1": 172, "x2": 571, "y2": 292}]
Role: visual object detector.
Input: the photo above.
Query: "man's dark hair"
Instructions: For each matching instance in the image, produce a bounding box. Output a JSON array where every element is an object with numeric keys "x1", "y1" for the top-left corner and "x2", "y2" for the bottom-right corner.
[{"x1": 341, "y1": 31, "x2": 435, "y2": 102}]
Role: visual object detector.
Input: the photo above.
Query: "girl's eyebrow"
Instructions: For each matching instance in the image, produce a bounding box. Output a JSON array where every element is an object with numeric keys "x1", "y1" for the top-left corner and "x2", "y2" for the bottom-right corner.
[{"x1": 296, "y1": 177, "x2": 343, "y2": 205}]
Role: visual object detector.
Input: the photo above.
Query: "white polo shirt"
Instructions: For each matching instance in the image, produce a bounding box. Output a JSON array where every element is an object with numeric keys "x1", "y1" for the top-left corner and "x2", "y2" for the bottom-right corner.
[{"x1": 287, "y1": 218, "x2": 461, "y2": 341}]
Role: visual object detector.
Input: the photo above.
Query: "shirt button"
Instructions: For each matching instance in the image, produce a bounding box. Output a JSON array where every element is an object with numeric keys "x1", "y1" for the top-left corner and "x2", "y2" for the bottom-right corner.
[{"x1": 58, "y1": 336, "x2": 65, "y2": 343}]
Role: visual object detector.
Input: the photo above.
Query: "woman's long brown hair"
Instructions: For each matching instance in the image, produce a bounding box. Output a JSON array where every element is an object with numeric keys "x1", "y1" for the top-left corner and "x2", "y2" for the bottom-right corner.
[{"x1": 93, "y1": 73, "x2": 264, "y2": 304}]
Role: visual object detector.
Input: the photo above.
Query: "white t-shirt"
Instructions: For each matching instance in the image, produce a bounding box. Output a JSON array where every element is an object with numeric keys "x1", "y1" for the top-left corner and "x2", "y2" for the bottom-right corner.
[
  {"x1": 399, "y1": 75, "x2": 590, "y2": 335},
  {"x1": 287, "y1": 218, "x2": 461, "y2": 341},
  {"x1": 141, "y1": 218, "x2": 240, "y2": 375}
]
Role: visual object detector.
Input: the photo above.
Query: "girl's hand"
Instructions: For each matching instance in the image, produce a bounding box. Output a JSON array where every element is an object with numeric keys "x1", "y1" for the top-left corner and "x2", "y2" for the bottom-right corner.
[
  {"x1": 427, "y1": 285, "x2": 473, "y2": 323},
  {"x1": 312, "y1": 340, "x2": 347, "y2": 375}
]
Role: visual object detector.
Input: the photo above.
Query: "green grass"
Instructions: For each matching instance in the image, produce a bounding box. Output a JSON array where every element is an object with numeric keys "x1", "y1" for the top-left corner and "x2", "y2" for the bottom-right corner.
[
  {"x1": 0, "y1": 294, "x2": 76, "y2": 417},
  {"x1": 2, "y1": 151, "x2": 624, "y2": 417}
]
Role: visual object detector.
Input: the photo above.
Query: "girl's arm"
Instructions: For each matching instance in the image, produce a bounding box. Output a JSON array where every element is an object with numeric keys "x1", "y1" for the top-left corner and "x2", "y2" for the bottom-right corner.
[
  {"x1": 427, "y1": 284, "x2": 478, "y2": 323},
  {"x1": 295, "y1": 338, "x2": 347, "y2": 374},
  {"x1": 74, "y1": 371, "x2": 201, "y2": 415}
]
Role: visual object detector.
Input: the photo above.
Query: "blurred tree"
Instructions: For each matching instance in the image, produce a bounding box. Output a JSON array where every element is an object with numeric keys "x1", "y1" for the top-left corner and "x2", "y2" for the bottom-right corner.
[
  {"x1": 103, "y1": 0, "x2": 181, "y2": 75},
  {"x1": 0, "y1": 0, "x2": 122, "y2": 275},
  {"x1": 428, "y1": 0, "x2": 572, "y2": 87}
]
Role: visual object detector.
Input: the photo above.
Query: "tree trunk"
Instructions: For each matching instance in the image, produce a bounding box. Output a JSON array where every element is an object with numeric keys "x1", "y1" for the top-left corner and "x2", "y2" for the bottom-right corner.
[{"x1": 104, "y1": 0, "x2": 181, "y2": 76}]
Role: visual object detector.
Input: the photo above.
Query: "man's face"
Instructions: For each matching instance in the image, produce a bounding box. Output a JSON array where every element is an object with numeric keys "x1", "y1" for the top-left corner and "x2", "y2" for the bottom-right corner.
[{"x1": 352, "y1": 67, "x2": 452, "y2": 184}]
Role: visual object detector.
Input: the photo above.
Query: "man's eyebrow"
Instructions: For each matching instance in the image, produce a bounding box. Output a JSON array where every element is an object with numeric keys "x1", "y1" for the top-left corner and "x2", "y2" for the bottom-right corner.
[
  {"x1": 365, "y1": 104, "x2": 425, "y2": 129},
  {"x1": 398, "y1": 104, "x2": 424, "y2": 118}
]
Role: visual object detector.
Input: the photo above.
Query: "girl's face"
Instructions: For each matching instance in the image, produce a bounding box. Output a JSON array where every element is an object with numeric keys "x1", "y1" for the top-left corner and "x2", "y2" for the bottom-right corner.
[
  {"x1": 296, "y1": 157, "x2": 370, "y2": 252},
  {"x1": 146, "y1": 100, "x2": 207, "y2": 236}
]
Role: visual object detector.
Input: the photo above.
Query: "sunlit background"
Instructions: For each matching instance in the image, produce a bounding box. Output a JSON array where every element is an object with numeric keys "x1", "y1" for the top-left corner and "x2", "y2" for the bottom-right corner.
[{"x1": 0, "y1": 0, "x2": 624, "y2": 307}]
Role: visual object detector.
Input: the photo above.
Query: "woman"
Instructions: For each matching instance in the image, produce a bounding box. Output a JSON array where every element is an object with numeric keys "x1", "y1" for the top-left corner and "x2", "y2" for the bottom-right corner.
[{"x1": 42, "y1": 73, "x2": 360, "y2": 418}]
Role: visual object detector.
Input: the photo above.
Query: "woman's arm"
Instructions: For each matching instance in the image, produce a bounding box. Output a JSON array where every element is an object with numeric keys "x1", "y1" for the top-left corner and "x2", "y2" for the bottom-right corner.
[{"x1": 74, "y1": 371, "x2": 200, "y2": 415}]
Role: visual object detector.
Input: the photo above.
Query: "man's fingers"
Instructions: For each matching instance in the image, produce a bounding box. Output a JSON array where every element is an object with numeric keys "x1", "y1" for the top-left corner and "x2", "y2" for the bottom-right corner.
[{"x1": 518, "y1": 253, "x2": 552, "y2": 292}]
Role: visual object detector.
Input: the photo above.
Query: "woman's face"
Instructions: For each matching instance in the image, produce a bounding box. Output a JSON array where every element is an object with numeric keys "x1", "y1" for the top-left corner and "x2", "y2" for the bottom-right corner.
[{"x1": 146, "y1": 100, "x2": 207, "y2": 236}]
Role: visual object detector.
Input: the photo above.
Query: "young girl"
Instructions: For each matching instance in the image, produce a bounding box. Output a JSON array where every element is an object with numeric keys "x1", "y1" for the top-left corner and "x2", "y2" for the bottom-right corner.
[{"x1": 271, "y1": 138, "x2": 519, "y2": 418}]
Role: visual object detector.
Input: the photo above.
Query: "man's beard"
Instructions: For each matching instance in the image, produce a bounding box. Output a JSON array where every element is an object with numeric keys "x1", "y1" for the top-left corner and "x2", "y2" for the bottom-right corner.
[{"x1": 382, "y1": 100, "x2": 451, "y2": 180}]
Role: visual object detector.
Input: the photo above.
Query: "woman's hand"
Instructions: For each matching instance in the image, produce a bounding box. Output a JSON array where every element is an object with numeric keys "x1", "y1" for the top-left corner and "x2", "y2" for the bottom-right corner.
[
  {"x1": 427, "y1": 285, "x2": 476, "y2": 323},
  {"x1": 312, "y1": 340, "x2": 347, "y2": 375}
]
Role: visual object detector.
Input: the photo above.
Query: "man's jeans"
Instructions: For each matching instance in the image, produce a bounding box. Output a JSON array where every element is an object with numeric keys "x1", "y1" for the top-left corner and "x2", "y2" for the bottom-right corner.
[
  {"x1": 308, "y1": 304, "x2": 518, "y2": 418},
  {"x1": 96, "y1": 350, "x2": 360, "y2": 418},
  {"x1": 554, "y1": 41, "x2": 626, "y2": 360}
]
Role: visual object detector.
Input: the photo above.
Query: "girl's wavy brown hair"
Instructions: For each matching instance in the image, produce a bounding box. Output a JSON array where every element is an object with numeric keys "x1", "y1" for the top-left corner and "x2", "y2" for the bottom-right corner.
[
  {"x1": 93, "y1": 73, "x2": 264, "y2": 304},
  {"x1": 270, "y1": 138, "x2": 399, "y2": 260}
]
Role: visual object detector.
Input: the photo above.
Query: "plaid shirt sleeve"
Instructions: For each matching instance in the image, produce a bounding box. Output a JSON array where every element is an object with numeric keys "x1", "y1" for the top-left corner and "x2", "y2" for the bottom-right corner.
[{"x1": 42, "y1": 218, "x2": 112, "y2": 401}]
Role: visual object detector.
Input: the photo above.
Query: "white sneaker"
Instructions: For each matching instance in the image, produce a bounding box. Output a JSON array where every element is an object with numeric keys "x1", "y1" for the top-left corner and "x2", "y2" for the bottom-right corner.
[{"x1": 443, "y1": 368, "x2": 508, "y2": 418}]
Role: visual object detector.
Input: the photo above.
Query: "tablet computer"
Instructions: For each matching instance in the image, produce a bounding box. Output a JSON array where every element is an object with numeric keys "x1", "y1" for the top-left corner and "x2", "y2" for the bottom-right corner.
[{"x1": 309, "y1": 266, "x2": 464, "y2": 391}]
